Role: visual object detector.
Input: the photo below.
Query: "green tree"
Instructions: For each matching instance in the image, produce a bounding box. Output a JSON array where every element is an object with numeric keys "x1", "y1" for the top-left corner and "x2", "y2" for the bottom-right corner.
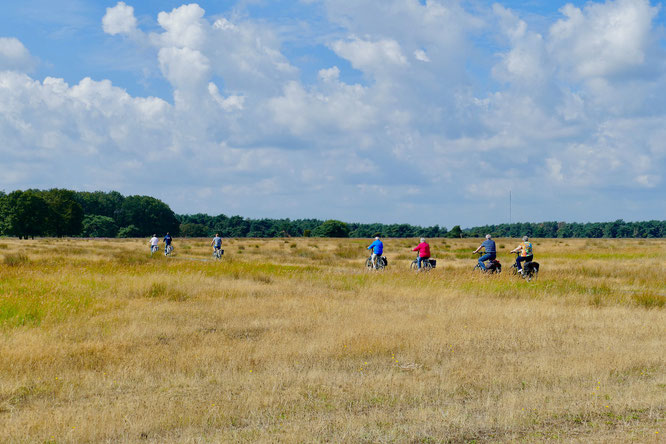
[
  {"x1": 0, "y1": 191, "x2": 8, "y2": 235},
  {"x1": 116, "y1": 195, "x2": 180, "y2": 237},
  {"x1": 75, "y1": 191, "x2": 125, "y2": 219},
  {"x1": 313, "y1": 220, "x2": 350, "y2": 238},
  {"x1": 227, "y1": 216, "x2": 250, "y2": 237},
  {"x1": 447, "y1": 225, "x2": 463, "y2": 238},
  {"x1": 179, "y1": 223, "x2": 209, "y2": 237},
  {"x1": 117, "y1": 225, "x2": 142, "y2": 238},
  {"x1": 81, "y1": 215, "x2": 118, "y2": 238},
  {"x1": 5, "y1": 190, "x2": 51, "y2": 239},
  {"x1": 42, "y1": 188, "x2": 84, "y2": 236}
]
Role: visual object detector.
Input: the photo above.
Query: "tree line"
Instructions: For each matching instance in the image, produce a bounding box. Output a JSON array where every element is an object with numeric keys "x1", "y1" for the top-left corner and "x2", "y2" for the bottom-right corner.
[
  {"x1": 0, "y1": 189, "x2": 179, "y2": 239},
  {"x1": 0, "y1": 189, "x2": 664, "y2": 238}
]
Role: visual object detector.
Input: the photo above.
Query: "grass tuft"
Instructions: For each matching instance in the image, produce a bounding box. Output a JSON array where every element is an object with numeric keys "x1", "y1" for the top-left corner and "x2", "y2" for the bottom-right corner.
[
  {"x1": 632, "y1": 291, "x2": 666, "y2": 309},
  {"x1": 3, "y1": 253, "x2": 30, "y2": 266},
  {"x1": 143, "y1": 282, "x2": 189, "y2": 301}
]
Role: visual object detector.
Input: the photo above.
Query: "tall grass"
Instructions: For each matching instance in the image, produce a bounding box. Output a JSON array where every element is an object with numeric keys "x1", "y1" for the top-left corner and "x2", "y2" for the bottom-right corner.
[{"x1": 0, "y1": 237, "x2": 664, "y2": 442}]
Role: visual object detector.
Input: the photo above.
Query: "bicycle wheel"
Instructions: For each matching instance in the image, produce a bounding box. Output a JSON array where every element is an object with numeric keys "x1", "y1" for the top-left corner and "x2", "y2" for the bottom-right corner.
[
  {"x1": 365, "y1": 257, "x2": 373, "y2": 269},
  {"x1": 525, "y1": 269, "x2": 537, "y2": 282},
  {"x1": 410, "y1": 260, "x2": 419, "y2": 270}
]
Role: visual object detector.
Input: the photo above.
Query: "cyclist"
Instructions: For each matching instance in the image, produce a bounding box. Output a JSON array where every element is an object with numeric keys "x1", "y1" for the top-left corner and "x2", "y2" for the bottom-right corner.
[
  {"x1": 412, "y1": 238, "x2": 431, "y2": 269},
  {"x1": 367, "y1": 236, "x2": 384, "y2": 269},
  {"x1": 149, "y1": 234, "x2": 159, "y2": 254},
  {"x1": 211, "y1": 233, "x2": 222, "y2": 254},
  {"x1": 164, "y1": 232, "x2": 173, "y2": 255},
  {"x1": 510, "y1": 236, "x2": 533, "y2": 274},
  {"x1": 473, "y1": 234, "x2": 496, "y2": 271}
]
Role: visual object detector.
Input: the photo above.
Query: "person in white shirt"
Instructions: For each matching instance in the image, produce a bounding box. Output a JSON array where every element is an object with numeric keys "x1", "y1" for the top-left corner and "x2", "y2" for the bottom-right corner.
[{"x1": 149, "y1": 234, "x2": 159, "y2": 255}]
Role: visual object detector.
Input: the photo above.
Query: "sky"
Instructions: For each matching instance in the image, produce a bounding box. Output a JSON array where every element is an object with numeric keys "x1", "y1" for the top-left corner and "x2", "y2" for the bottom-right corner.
[{"x1": 0, "y1": 0, "x2": 665, "y2": 228}]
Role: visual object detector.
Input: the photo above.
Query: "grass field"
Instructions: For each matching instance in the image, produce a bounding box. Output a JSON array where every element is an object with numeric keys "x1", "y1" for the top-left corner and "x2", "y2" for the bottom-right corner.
[{"x1": 1, "y1": 237, "x2": 664, "y2": 443}]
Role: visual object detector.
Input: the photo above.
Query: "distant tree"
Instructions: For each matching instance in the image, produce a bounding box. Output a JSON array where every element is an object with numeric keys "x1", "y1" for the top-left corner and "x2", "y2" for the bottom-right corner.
[
  {"x1": 5, "y1": 190, "x2": 51, "y2": 239},
  {"x1": 313, "y1": 220, "x2": 350, "y2": 238},
  {"x1": 303, "y1": 229, "x2": 311, "y2": 237},
  {"x1": 585, "y1": 224, "x2": 604, "y2": 238},
  {"x1": 42, "y1": 188, "x2": 84, "y2": 237},
  {"x1": 0, "y1": 191, "x2": 8, "y2": 235},
  {"x1": 227, "y1": 216, "x2": 250, "y2": 237},
  {"x1": 116, "y1": 195, "x2": 180, "y2": 237},
  {"x1": 447, "y1": 225, "x2": 463, "y2": 238},
  {"x1": 179, "y1": 223, "x2": 209, "y2": 237},
  {"x1": 75, "y1": 191, "x2": 124, "y2": 219},
  {"x1": 602, "y1": 220, "x2": 622, "y2": 238},
  {"x1": 117, "y1": 225, "x2": 142, "y2": 238},
  {"x1": 82, "y1": 215, "x2": 118, "y2": 238}
]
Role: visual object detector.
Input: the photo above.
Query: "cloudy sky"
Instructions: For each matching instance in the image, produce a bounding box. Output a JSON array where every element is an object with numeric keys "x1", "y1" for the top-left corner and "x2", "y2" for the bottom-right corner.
[{"x1": 1, "y1": 0, "x2": 664, "y2": 227}]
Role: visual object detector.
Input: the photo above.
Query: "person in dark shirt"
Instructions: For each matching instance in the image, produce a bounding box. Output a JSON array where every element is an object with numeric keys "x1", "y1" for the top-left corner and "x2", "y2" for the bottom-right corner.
[
  {"x1": 473, "y1": 234, "x2": 496, "y2": 271},
  {"x1": 163, "y1": 232, "x2": 173, "y2": 255}
]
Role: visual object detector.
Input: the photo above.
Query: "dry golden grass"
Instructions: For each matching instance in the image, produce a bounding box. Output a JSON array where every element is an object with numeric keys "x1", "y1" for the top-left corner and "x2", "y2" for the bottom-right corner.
[{"x1": 0, "y1": 237, "x2": 664, "y2": 443}]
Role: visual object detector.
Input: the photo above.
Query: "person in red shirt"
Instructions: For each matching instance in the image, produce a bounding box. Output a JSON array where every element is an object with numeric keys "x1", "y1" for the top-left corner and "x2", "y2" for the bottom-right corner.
[{"x1": 412, "y1": 238, "x2": 431, "y2": 269}]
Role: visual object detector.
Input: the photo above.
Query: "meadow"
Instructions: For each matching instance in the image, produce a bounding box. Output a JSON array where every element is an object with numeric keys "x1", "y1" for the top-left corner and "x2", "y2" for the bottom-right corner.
[{"x1": 0, "y1": 237, "x2": 664, "y2": 443}]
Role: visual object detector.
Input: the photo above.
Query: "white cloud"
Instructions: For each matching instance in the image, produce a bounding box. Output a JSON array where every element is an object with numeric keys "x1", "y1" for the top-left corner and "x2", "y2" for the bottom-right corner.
[
  {"x1": 492, "y1": 5, "x2": 548, "y2": 86},
  {"x1": 208, "y1": 82, "x2": 244, "y2": 111},
  {"x1": 1, "y1": 1, "x2": 665, "y2": 224},
  {"x1": 155, "y1": 4, "x2": 207, "y2": 49},
  {"x1": 331, "y1": 37, "x2": 408, "y2": 72},
  {"x1": 0, "y1": 38, "x2": 36, "y2": 72},
  {"x1": 414, "y1": 49, "x2": 430, "y2": 62},
  {"x1": 549, "y1": 0, "x2": 659, "y2": 80},
  {"x1": 102, "y1": 2, "x2": 138, "y2": 36},
  {"x1": 158, "y1": 46, "x2": 211, "y2": 91}
]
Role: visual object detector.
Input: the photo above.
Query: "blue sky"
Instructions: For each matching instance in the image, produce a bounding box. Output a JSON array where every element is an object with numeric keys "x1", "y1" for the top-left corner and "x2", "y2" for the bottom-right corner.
[{"x1": 1, "y1": 0, "x2": 665, "y2": 227}]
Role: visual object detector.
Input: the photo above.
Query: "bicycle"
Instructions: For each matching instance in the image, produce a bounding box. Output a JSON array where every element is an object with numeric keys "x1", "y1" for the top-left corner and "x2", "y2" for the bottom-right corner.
[
  {"x1": 410, "y1": 255, "x2": 435, "y2": 271},
  {"x1": 366, "y1": 255, "x2": 387, "y2": 270},
  {"x1": 150, "y1": 245, "x2": 159, "y2": 256},
  {"x1": 473, "y1": 252, "x2": 501, "y2": 274},
  {"x1": 511, "y1": 253, "x2": 539, "y2": 281},
  {"x1": 212, "y1": 248, "x2": 224, "y2": 259},
  {"x1": 165, "y1": 244, "x2": 173, "y2": 256}
]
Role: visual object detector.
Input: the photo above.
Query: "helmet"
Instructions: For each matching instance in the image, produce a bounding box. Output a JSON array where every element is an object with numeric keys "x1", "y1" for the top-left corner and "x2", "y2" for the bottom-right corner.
[
  {"x1": 523, "y1": 236, "x2": 529, "y2": 241},
  {"x1": 486, "y1": 234, "x2": 491, "y2": 239}
]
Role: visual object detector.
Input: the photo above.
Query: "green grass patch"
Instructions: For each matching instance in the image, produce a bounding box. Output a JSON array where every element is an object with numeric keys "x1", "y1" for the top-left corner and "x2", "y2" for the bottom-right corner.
[{"x1": 0, "y1": 278, "x2": 97, "y2": 328}]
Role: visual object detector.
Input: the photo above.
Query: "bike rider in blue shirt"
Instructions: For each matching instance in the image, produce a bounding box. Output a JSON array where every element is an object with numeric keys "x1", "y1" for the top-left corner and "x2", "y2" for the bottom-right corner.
[
  {"x1": 473, "y1": 234, "x2": 496, "y2": 271},
  {"x1": 163, "y1": 232, "x2": 173, "y2": 255},
  {"x1": 367, "y1": 236, "x2": 384, "y2": 269},
  {"x1": 211, "y1": 233, "x2": 222, "y2": 253}
]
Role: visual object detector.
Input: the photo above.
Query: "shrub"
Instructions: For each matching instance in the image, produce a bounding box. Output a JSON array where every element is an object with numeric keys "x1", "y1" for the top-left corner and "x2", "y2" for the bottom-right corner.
[
  {"x1": 313, "y1": 220, "x2": 350, "y2": 238},
  {"x1": 117, "y1": 225, "x2": 141, "y2": 238}
]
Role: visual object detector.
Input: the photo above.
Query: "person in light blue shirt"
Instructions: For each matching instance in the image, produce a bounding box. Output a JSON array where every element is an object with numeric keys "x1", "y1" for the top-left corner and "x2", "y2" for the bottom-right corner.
[
  {"x1": 473, "y1": 234, "x2": 496, "y2": 271},
  {"x1": 367, "y1": 236, "x2": 384, "y2": 269},
  {"x1": 211, "y1": 233, "x2": 222, "y2": 254}
]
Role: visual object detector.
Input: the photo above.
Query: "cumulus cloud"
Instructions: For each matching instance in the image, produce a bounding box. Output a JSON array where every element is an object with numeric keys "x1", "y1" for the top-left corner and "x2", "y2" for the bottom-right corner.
[
  {"x1": 102, "y1": 2, "x2": 138, "y2": 36},
  {"x1": 0, "y1": 37, "x2": 36, "y2": 72},
  {"x1": 330, "y1": 37, "x2": 408, "y2": 72},
  {"x1": 1, "y1": 0, "x2": 665, "y2": 224},
  {"x1": 549, "y1": 0, "x2": 659, "y2": 80}
]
